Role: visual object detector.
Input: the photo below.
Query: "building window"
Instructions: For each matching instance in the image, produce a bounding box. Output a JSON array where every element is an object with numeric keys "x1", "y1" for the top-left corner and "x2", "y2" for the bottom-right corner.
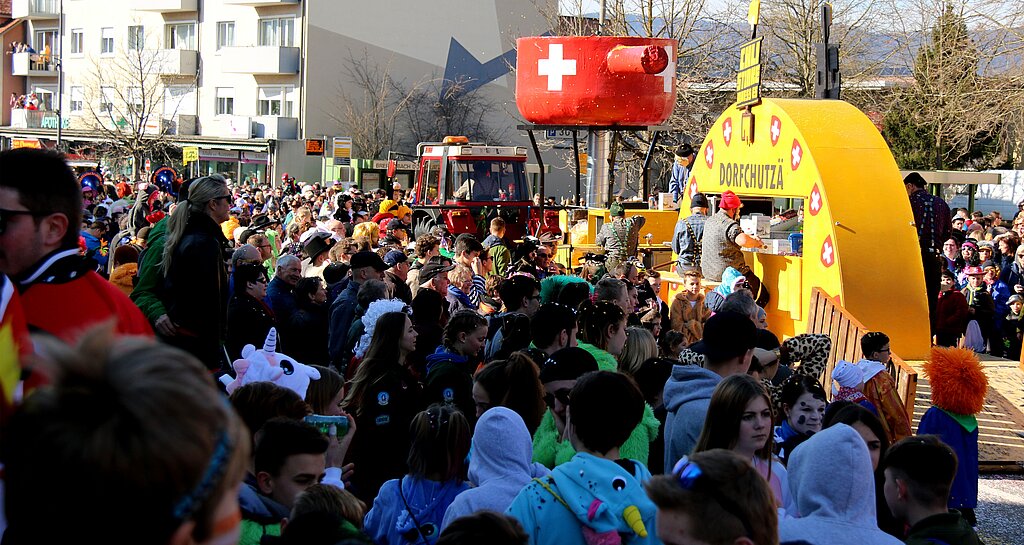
[
  {"x1": 100, "y1": 27, "x2": 114, "y2": 55},
  {"x1": 166, "y1": 23, "x2": 196, "y2": 50},
  {"x1": 215, "y1": 87, "x2": 234, "y2": 115},
  {"x1": 70, "y1": 29, "x2": 84, "y2": 55},
  {"x1": 128, "y1": 25, "x2": 145, "y2": 51},
  {"x1": 216, "y1": 21, "x2": 235, "y2": 50},
  {"x1": 127, "y1": 87, "x2": 144, "y2": 115},
  {"x1": 70, "y1": 86, "x2": 84, "y2": 114},
  {"x1": 257, "y1": 86, "x2": 294, "y2": 117},
  {"x1": 258, "y1": 18, "x2": 294, "y2": 47},
  {"x1": 99, "y1": 86, "x2": 115, "y2": 114}
]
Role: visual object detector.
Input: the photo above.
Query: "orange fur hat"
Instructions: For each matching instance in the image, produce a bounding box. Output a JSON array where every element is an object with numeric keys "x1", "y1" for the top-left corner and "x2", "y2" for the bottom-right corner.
[{"x1": 922, "y1": 347, "x2": 988, "y2": 416}]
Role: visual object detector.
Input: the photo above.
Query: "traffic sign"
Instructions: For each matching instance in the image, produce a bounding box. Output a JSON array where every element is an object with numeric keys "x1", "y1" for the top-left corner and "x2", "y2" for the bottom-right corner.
[
  {"x1": 305, "y1": 139, "x2": 326, "y2": 156},
  {"x1": 182, "y1": 146, "x2": 199, "y2": 163}
]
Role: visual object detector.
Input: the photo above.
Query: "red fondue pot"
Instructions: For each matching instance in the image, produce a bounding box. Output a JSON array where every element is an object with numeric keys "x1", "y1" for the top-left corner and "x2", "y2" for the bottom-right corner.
[{"x1": 516, "y1": 36, "x2": 676, "y2": 126}]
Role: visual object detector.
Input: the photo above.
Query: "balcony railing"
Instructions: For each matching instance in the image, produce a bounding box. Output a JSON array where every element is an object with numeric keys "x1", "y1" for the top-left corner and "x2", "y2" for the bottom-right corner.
[
  {"x1": 11, "y1": 52, "x2": 58, "y2": 76},
  {"x1": 220, "y1": 46, "x2": 300, "y2": 75},
  {"x1": 130, "y1": 0, "x2": 198, "y2": 11},
  {"x1": 151, "y1": 49, "x2": 198, "y2": 76},
  {"x1": 10, "y1": 108, "x2": 69, "y2": 130},
  {"x1": 12, "y1": 0, "x2": 60, "y2": 19}
]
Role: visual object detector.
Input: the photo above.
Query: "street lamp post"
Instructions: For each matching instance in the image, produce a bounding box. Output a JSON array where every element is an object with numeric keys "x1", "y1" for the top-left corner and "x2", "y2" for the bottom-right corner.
[{"x1": 56, "y1": 0, "x2": 64, "y2": 150}]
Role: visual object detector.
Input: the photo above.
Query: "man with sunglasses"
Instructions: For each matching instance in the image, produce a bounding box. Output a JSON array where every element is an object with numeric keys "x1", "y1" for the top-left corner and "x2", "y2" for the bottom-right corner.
[{"x1": 0, "y1": 149, "x2": 152, "y2": 343}]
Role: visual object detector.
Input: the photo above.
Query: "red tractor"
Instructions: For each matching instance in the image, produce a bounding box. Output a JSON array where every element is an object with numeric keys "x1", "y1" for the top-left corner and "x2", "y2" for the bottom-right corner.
[{"x1": 410, "y1": 136, "x2": 561, "y2": 241}]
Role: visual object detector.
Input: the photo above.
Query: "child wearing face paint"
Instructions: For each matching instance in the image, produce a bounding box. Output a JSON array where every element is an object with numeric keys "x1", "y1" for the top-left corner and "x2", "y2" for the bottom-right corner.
[
  {"x1": 693, "y1": 374, "x2": 793, "y2": 514},
  {"x1": 363, "y1": 404, "x2": 471, "y2": 545},
  {"x1": 773, "y1": 375, "x2": 828, "y2": 466}
]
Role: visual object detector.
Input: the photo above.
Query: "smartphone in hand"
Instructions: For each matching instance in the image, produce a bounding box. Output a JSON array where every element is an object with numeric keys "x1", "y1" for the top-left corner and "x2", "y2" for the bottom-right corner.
[{"x1": 304, "y1": 415, "x2": 349, "y2": 437}]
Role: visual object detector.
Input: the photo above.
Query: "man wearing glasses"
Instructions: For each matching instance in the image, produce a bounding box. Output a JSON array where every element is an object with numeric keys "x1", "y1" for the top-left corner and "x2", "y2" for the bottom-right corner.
[{"x1": 0, "y1": 149, "x2": 152, "y2": 342}]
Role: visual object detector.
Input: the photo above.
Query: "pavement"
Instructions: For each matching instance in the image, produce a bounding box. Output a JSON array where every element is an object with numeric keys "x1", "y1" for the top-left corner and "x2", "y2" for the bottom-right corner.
[{"x1": 976, "y1": 473, "x2": 1024, "y2": 545}]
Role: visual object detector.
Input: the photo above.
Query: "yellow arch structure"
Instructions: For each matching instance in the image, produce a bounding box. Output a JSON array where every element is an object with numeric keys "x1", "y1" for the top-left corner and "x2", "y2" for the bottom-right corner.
[{"x1": 677, "y1": 98, "x2": 931, "y2": 359}]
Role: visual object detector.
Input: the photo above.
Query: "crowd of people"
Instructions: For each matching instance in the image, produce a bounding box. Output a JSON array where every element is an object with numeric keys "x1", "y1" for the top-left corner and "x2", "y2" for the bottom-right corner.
[{"x1": 0, "y1": 148, "x2": 986, "y2": 545}]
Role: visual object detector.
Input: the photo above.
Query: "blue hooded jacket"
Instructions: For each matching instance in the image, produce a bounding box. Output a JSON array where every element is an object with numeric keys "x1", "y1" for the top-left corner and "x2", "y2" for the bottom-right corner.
[
  {"x1": 442, "y1": 408, "x2": 549, "y2": 529},
  {"x1": 507, "y1": 452, "x2": 661, "y2": 545},
  {"x1": 779, "y1": 424, "x2": 903, "y2": 545},
  {"x1": 662, "y1": 363, "x2": 721, "y2": 473},
  {"x1": 363, "y1": 475, "x2": 470, "y2": 545}
]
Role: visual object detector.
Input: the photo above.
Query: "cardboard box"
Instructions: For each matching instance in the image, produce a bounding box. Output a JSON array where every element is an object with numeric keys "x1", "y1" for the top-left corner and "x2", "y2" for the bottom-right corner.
[
  {"x1": 741, "y1": 214, "x2": 771, "y2": 238},
  {"x1": 658, "y1": 193, "x2": 679, "y2": 210},
  {"x1": 766, "y1": 239, "x2": 793, "y2": 254}
]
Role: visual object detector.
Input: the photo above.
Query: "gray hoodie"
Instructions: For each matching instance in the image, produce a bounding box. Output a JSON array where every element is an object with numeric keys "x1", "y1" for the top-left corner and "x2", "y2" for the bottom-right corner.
[
  {"x1": 779, "y1": 424, "x2": 903, "y2": 545},
  {"x1": 442, "y1": 407, "x2": 549, "y2": 529},
  {"x1": 662, "y1": 363, "x2": 722, "y2": 473}
]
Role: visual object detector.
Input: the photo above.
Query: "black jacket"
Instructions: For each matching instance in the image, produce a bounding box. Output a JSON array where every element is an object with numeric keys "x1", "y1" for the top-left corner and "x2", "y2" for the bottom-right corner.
[
  {"x1": 348, "y1": 367, "x2": 422, "y2": 504},
  {"x1": 285, "y1": 302, "x2": 329, "y2": 366},
  {"x1": 226, "y1": 293, "x2": 278, "y2": 361},
  {"x1": 163, "y1": 213, "x2": 231, "y2": 369}
]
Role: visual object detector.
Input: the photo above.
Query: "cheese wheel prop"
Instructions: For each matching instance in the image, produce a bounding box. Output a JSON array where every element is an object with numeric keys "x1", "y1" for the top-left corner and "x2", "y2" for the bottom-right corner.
[
  {"x1": 516, "y1": 36, "x2": 676, "y2": 126},
  {"x1": 677, "y1": 98, "x2": 930, "y2": 359}
]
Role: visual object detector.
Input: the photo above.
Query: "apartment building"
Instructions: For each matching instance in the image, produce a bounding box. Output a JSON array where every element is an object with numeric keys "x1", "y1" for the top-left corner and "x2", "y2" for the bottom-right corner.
[{"x1": 0, "y1": 0, "x2": 552, "y2": 184}]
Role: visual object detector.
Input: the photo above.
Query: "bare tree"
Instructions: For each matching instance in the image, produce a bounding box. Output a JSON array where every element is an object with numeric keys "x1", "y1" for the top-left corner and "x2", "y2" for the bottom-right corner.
[
  {"x1": 880, "y1": 0, "x2": 1024, "y2": 172},
  {"x1": 324, "y1": 52, "x2": 420, "y2": 160},
  {"x1": 398, "y1": 77, "x2": 507, "y2": 150},
  {"x1": 80, "y1": 29, "x2": 194, "y2": 177}
]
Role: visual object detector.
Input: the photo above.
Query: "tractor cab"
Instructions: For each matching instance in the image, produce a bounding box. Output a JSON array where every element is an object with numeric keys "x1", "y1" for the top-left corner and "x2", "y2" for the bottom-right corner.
[{"x1": 411, "y1": 136, "x2": 559, "y2": 240}]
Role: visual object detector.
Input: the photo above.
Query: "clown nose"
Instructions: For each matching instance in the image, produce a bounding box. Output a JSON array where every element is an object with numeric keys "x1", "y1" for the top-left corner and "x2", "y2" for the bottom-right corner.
[{"x1": 623, "y1": 505, "x2": 648, "y2": 537}]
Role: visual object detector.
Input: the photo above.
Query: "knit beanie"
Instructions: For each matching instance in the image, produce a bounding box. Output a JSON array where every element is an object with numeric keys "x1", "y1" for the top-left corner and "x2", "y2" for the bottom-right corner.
[{"x1": 539, "y1": 347, "x2": 599, "y2": 384}]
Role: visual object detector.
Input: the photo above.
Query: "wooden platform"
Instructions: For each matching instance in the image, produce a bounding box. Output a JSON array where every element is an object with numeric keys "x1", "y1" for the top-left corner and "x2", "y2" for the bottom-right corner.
[{"x1": 909, "y1": 355, "x2": 1024, "y2": 472}]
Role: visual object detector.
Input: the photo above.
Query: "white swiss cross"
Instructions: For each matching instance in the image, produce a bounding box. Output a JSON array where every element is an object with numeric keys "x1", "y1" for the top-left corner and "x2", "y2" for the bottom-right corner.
[
  {"x1": 723, "y1": 118, "x2": 733, "y2": 146},
  {"x1": 770, "y1": 116, "x2": 782, "y2": 146},
  {"x1": 537, "y1": 43, "x2": 576, "y2": 92},
  {"x1": 821, "y1": 237, "x2": 835, "y2": 267},
  {"x1": 809, "y1": 185, "x2": 822, "y2": 216},
  {"x1": 688, "y1": 178, "x2": 698, "y2": 198},
  {"x1": 791, "y1": 140, "x2": 803, "y2": 170},
  {"x1": 704, "y1": 142, "x2": 715, "y2": 168},
  {"x1": 656, "y1": 45, "x2": 675, "y2": 93}
]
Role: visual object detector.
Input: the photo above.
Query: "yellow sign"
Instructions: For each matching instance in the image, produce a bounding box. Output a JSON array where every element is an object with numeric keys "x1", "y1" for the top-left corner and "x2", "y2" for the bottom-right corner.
[
  {"x1": 332, "y1": 137, "x2": 352, "y2": 159},
  {"x1": 579, "y1": 152, "x2": 588, "y2": 175},
  {"x1": 747, "y1": 0, "x2": 761, "y2": 28},
  {"x1": 12, "y1": 138, "x2": 41, "y2": 149},
  {"x1": 737, "y1": 38, "x2": 763, "y2": 107},
  {"x1": 182, "y1": 146, "x2": 199, "y2": 163}
]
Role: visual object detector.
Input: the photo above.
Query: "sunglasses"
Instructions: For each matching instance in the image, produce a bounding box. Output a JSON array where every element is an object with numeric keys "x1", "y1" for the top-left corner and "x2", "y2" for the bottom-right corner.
[
  {"x1": 672, "y1": 459, "x2": 755, "y2": 539},
  {"x1": 0, "y1": 208, "x2": 53, "y2": 235},
  {"x1": 543, "y1": 388, "x2": 571, "y2": 408}
]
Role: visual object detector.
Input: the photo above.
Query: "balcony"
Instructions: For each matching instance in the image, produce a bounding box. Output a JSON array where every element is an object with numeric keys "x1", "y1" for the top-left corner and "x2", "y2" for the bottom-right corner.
[
  {"x1": 11, "y1": 52, "x2": 57, "y2": 77},
  {"x1": 207, "y1": 115, "x2": 253, "y2": 139},
  {"x1": 220, "y1": 46, "x2": 300, "y2": 75},
  {"x1": 221, "y1": 0, "x2": 298, "y2": 5},
  {"x1": 251, "y1": 116, "x2": 297, "y2": 140},
  {"x1": 151, "y1": 49, "x2": 198, "y2": 76},
  {"x1": 10, "y1": 109, "x2": 70, "y2": 130},
  {"x1": 131, "y1": 0, "x2": 197, "y2": 11},
  {"x1": 143, "y1": 114, "x2": 198, "y2": 135},
  {"x1": 12, "y1": 0, "x2": 59, "y2": 19}
]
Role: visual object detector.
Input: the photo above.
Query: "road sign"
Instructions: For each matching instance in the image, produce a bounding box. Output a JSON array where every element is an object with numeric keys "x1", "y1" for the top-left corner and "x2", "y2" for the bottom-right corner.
[
  {"x1": 182, "y1": 146, "x2": 199, "y2": 163},
  {"x1": 305, "y1": 139, "x2": 326, "y2": 156},
  {"x1": 737, "y1": 37, "x2": 763, "y2": 107},
  {"x1": 332, "y1": 137, "x2": 352, "y2": 165},
  {"x1": 144, "y1": 159, "x2": 151, "y2": 172}
]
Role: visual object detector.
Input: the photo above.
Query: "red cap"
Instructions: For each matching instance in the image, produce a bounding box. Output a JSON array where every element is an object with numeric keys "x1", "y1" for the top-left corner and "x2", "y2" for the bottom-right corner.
[{"x1": 720, "y1": 190, "x2": 742, "y2": 209}]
